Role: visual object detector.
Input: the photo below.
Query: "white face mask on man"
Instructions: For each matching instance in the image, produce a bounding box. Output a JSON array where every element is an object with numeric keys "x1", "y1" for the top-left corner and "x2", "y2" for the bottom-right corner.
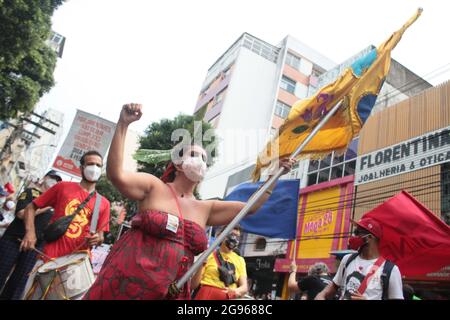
[
  {"x1": 83, "y1": 165, "x2": 102, "y2": 182},
  {"x1": 43, "y1": 177, "x2": 58, "y2": 190},
  {"x1": 181, "y1": 156, "x2": 207, "y2": 182},
  {"x1": 5, "y1": 200, "x2": 15, "y2": 211}
]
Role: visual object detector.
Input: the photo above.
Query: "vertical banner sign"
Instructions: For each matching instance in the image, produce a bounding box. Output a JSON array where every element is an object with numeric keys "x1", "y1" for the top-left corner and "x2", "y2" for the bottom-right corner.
[{"x1": 52, "y1": 110, "x2": 116, "y2": 177}]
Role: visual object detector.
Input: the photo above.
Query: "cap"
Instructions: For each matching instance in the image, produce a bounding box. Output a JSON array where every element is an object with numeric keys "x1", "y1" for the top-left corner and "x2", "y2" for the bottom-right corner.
[
  {"x1": 45, "y1": 170, "x2": 62, "y2": 182},
  {"x1": 4, "y1": 182, "x2": 15, "y2": 194},
  {"x1": 351, "y1": 217, "x2": 382, "y2": 238}
]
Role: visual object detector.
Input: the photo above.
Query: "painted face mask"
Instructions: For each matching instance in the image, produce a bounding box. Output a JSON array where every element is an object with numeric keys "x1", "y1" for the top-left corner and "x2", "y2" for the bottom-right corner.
[
  {"x1": 348, "y1": 234, "x2": 370, "y2": 251},
  {"x1": 83, "y1": 165, "x2": 102, "y2": 182},
  {"x1": 225, "y1": 234, "x2": 240, "y2": 250},
  {"x1": 181, "y1": 156, "x2": 207, "y2": 182}
]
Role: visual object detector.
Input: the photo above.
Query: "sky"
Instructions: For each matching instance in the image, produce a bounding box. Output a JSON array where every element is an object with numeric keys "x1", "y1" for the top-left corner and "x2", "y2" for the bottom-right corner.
[{"x1": 36, "y1": 0, "x2": 450, "y2": 142}]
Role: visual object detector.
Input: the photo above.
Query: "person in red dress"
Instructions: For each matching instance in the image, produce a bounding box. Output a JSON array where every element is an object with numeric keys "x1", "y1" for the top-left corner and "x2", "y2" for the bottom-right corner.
[{"x1": 83, "y1": 103, "x2": 295, "y2": 300}]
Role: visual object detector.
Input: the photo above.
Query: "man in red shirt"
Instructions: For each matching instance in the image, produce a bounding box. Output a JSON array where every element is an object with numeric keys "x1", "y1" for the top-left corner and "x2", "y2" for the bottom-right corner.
[{"x1": 20, "y1": 150, "x2": 110, "y2": 258}]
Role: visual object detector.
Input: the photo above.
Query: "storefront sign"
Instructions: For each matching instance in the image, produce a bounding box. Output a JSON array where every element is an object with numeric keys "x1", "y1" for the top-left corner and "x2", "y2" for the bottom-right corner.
[
  {"x1": 275, "y1": 177, "x2": 353, "y2": 273},
  {"x1": 355, "y1": 126, "x2": 450, "y2": 185}
]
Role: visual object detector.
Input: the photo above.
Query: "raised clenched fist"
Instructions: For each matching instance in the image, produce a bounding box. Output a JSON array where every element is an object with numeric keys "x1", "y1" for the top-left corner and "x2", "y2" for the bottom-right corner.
[{"x1": 119, "y1": 103, "x2": 143, "y2": 125}]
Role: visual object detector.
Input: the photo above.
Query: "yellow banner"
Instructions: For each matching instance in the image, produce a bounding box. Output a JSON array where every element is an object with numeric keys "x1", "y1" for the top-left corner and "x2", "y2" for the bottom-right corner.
[{"x1": 252, "y1": 9, "x2": 422, "y2": 181}]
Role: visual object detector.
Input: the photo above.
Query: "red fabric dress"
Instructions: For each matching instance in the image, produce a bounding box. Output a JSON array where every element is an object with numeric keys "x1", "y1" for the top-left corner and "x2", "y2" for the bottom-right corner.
[{"x1": 83, "y1": 209, "x2": 208, "y2": 300}]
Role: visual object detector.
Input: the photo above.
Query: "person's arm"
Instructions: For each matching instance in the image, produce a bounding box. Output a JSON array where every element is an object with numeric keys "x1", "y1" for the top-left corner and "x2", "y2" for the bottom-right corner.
[
  {"x1": 20, "y1": 184, "x2": 59, "y2": 251},
  {"x1": 315, "y1": 282, "x2": 339, "y2": 300},
  {"x1": 86, "y1": 231, "x2": 104, "y2": 247},
  {"x1": 16, "y1": 206, "x2": 53, "y2": 219},
  {"x1": 288, "y1": 262, "x2": 300, "y2": 293},
  {"x1": 227, "y1": 275, "x2": 248, "y2": 298},
  {"x1": 207, "y1": 159, "x2": 295, "y2": 226},
  {"x1": 19, "y1": 202, "x2": 38, "y2": 251},
  {"x1": 107, "y1": 104, "x2": 161, "y2": 201},
  {"x1": 86, "y1": 198, "x2": 110, "y2": 247}
]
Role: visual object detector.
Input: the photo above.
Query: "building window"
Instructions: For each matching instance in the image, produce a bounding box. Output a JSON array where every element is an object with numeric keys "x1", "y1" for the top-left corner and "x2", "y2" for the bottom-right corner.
[
  {"x1": 214, "y1": 87, "x2": 227, "y2": 106},
  {"x1": 254, "y1": 238, "x2": 267, "y2": 251},
  {"x1": 441, "y1": 163, "x2": 450, "y2": 226},
  {"x1": 280, "y1": 76, "x2": 296, "y2": 94},
  {"x1": 306, "y1": 138, "x2": 359, "y2": 186},
  {"x1": 51, "y1": 33, "x2": 63, "y2": 44},
  {"x1": 286, "y1": 52, "x2": 301, "y2": 70},
  {"x1": 242, "y1": 35, "x2": 279, "y2": 63},
  {"x1": 274, "y1": 100, "x2": 290, "y2": 119}
]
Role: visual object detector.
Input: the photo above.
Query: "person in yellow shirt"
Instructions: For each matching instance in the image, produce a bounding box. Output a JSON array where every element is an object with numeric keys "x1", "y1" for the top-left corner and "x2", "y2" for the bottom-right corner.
[{"x1": 193, "y1": 225, "x2": 248, "y2": 300}]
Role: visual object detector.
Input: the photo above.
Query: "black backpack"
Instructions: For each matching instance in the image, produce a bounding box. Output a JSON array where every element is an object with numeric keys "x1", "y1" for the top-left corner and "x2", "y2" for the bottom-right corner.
[{"x1": 342, "y1": 253, "x2": 395, "y2": 300}]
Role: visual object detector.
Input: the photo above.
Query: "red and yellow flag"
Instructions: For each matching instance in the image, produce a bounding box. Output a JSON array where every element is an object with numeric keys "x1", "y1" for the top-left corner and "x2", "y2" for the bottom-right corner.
[{"x1": 252, "y1": 9, "x2": 422, "y2": 181}]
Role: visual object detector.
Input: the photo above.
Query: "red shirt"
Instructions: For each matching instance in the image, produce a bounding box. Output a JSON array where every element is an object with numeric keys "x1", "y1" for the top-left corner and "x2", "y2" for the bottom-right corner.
[{"x1": 33, "y1": 181, "x2": 110, "y2": 259}]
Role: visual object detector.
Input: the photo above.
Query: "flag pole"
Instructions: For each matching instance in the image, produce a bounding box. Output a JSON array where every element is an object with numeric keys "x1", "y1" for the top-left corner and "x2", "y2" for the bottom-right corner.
[{"x1": 175, "y1": 100, "x2": 344, "y2": 290}]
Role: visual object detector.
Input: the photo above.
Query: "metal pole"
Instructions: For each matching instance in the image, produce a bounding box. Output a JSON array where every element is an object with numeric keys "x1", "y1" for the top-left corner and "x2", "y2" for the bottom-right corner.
[{"x1": 176, "y1": 100, "x2": 344, "y2": 289}]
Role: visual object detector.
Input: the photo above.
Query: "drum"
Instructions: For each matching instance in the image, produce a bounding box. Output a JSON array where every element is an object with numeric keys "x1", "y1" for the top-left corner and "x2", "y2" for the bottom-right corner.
[{"x1": 35, "y1": 252, "x2": 95, "y2": 300}]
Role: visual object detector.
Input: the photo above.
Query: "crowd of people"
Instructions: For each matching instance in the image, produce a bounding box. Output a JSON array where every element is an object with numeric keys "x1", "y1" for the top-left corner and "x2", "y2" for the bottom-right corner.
[{"x1": 0, "y1": 103, "x2": 444, "y2": 300}]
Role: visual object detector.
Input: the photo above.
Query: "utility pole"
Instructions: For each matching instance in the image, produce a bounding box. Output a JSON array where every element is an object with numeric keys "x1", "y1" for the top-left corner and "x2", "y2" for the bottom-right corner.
[{"x1": 0, "y1": 110, "x2": 60, "y2": 184}]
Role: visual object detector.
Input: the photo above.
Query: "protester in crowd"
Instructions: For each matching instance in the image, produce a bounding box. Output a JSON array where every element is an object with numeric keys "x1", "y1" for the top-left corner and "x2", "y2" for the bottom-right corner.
[
  {"x1": 192, "y1": 225, "x2": 247, "y2": 300},
  {"x1": 316, "y1": 217, "x2": 404, "y2": 300},
  {"x1": 3, "y1": 183, "x2": 15, "y2": 195},
  {"x1": 83, "y1": 103, "x2": 295, "y2": 300},
  {"x1": 0, "y1": 187, "x2": 15, "y2": 238},
  {"x1": 20, "y1": 151, "x2": 110, "y2": 299},
  {"x1": 288, "y1": 261, "x2": 333, "y2": 300},
  {"x1": 0, "y1": 171, "x2": 61, "y2": 300}
]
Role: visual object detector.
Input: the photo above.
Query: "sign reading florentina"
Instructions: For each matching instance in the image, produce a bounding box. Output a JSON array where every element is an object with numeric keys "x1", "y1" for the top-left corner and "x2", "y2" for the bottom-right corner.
[{"x1": 355, "y1": 126, "x2": 450, "y2": 185}]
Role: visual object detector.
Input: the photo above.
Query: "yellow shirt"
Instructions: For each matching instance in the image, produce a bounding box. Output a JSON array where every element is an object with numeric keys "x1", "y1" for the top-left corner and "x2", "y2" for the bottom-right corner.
[{"x1": 200, "y1": 250, "x2": 247, "y2": 289}]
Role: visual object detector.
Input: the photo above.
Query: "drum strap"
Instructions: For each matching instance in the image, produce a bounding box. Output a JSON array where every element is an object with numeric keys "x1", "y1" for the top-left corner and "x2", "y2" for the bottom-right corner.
[{"x1": 89, "y1": 192, "x2": 102, "y2": 234}]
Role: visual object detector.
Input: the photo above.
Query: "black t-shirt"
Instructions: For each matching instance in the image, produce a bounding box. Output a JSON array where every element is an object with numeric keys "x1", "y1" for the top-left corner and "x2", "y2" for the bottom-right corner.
[
  {"x1": 297, "y1": 275, "x2": 333, "y2": 300},
  {"x1": 2, "y1": 188, "x2": 54, "y2": 242}
]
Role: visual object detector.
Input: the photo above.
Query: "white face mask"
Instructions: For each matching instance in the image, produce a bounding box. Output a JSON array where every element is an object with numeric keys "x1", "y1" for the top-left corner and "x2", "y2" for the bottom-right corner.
[
  {"x1": 0, "y1": 197, "x2": 6, "y2": 206},
  {"x1": 181, "y1": 156, "x2": 207, "y2": 182},
  {"x1": 83, "y1": 165, "x2": 102, "y2": 182},
  {"x1": 43, "y1": 178, "x2": 58, "y2": 190},
  {"x1": 5, "y1": 200, "x2": 15, "y2": 210}
]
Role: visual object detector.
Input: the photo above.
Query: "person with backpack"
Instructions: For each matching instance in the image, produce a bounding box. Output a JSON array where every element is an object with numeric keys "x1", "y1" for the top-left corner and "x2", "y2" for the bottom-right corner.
[
  {"x1": 192, "y1": 225, "x2": 248, "y2": 300},
  {"x1": 315, "y1": 217, "x2": 404, "y2": 300},
  {"x1": 288, "y1": 262, "x2": 333, "y2": 300}
]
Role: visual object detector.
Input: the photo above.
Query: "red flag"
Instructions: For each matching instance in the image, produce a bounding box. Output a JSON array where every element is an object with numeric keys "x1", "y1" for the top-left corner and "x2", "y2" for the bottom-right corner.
[{"x1": 363, "y1": 191, "x2": 450, "y2": 276}]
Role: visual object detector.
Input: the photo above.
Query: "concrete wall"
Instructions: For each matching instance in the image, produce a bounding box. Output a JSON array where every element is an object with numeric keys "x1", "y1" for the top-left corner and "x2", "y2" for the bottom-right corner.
[{"x1": 198, "y1": 47, "x2": 279, "y2": 199}]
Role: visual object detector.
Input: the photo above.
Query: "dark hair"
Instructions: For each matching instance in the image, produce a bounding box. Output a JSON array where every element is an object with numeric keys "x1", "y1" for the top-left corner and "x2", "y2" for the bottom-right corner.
[
  {"x1": 217, "y1": 224, "x2": 242, "y2": 237},
  {"x1": 80, "y1": 150, "x2": 103, "y2": 166}
]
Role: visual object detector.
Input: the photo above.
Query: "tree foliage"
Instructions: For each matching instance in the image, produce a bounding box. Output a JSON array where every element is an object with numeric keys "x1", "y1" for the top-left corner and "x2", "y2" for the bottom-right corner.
[{"x1": 0, "y1": 0, "x2": 65, "y2": 120}]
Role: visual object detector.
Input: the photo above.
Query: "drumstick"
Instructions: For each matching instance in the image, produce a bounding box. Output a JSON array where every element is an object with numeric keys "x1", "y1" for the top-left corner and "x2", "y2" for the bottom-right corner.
[{"x1": 17, "y1": 238, "x2": 54, "y2": 261}]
